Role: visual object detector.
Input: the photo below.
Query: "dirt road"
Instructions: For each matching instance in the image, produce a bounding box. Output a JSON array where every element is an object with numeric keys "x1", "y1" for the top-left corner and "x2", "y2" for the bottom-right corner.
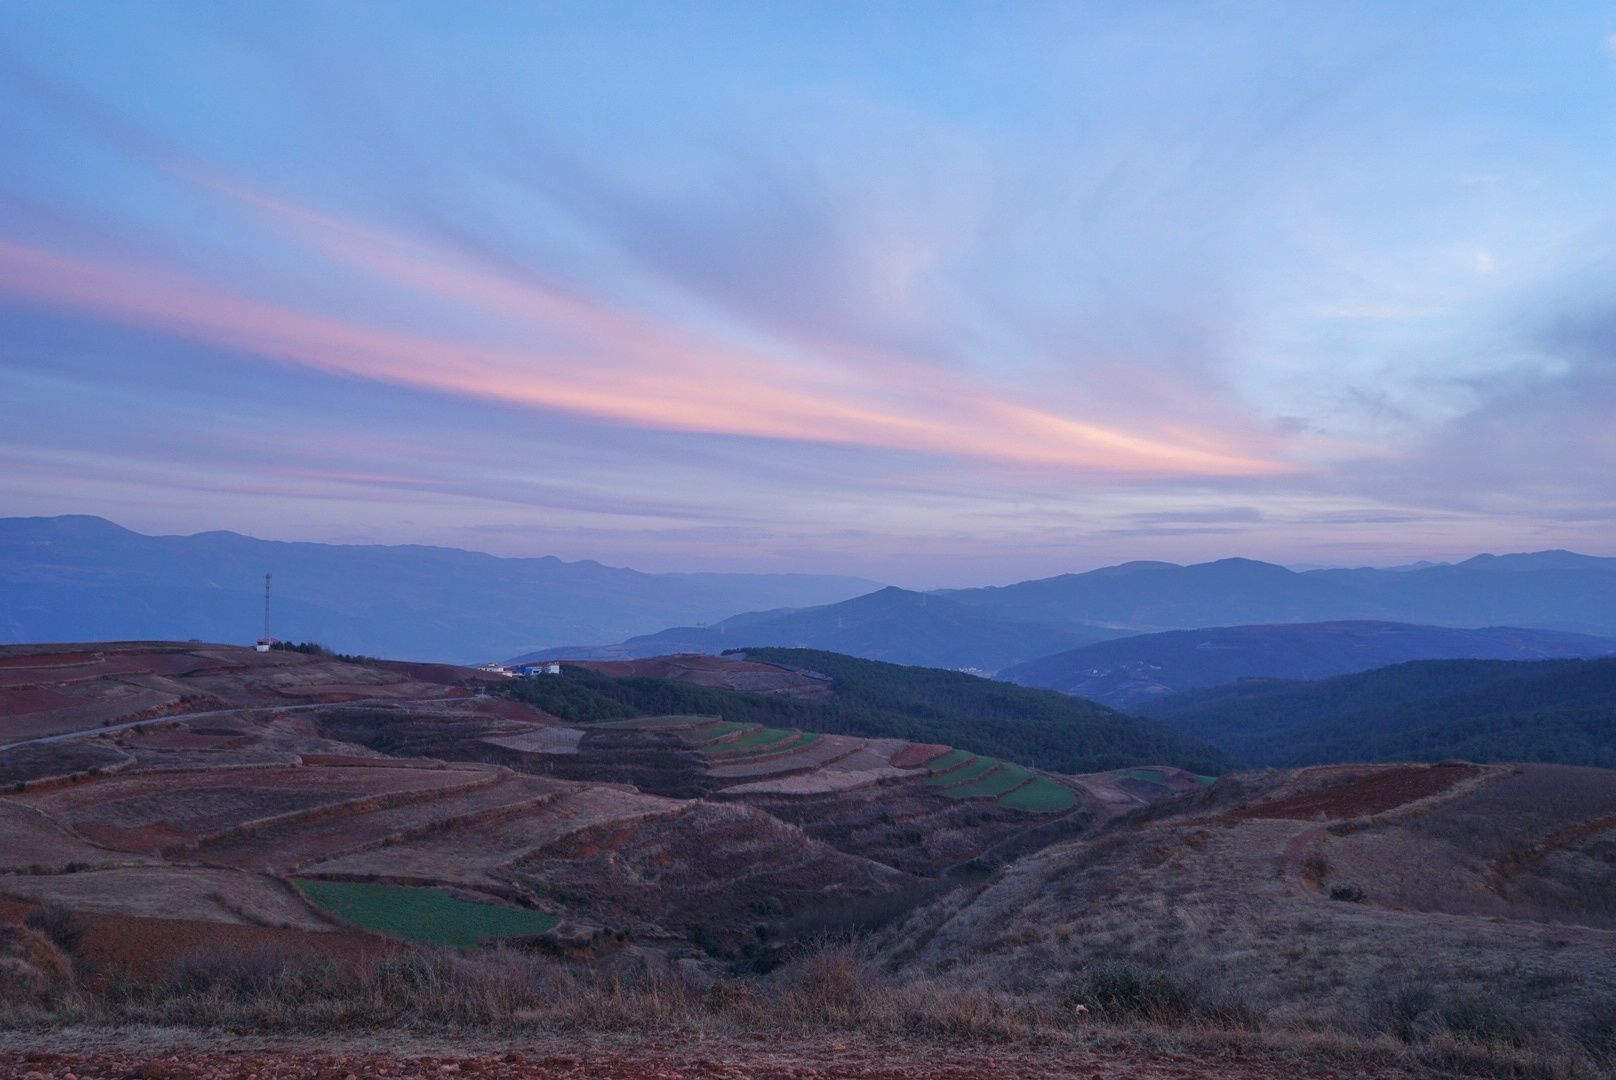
[{"x1": 0, "y1": 1030, "x2": 1428, "y2": 1079}]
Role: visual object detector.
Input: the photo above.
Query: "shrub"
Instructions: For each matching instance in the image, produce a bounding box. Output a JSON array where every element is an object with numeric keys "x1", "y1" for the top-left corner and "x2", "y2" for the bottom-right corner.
[
  {"x1": 781, "y1": 946, "x2": 866, "y2": 1022},
  {"x1": 0, "y1": 924, "x2": 76, "y2": 1010},
  {"x1": 1065, "y1": 963, "x2": 1192, "y2": 1022},
  {"x1": 24, "y1": 906, "x2": 86, "y2": 956}
]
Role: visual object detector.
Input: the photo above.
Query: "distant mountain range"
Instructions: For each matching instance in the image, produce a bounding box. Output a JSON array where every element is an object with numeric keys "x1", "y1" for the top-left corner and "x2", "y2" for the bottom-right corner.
[
  {"x1": 9, "y1": 514, "x2": 1616, "y2": 678},
  {"x1": 509, "y1": 586, "x2": 1124, "y2": 672},
  {"x1": 531, "y1": 551, "x2": 1616, "y2": 674},
  {"x1": 939, "y1": 553, "x2": 1616, "y2": 638},
  {"x1": 0, "y1": 516, "x2": 878, "y2": 664},
  {"x1": 1000, "y1": 620, "x2": 1616, "y2": 708},
  {"x1": 1142, "y1": 657, "x2": 1616, "y2": 769}
]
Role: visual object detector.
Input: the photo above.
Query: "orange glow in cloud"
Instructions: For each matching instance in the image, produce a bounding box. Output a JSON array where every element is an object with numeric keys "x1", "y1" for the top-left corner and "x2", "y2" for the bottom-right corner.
[{"x1": 0, "y1": 234, "x2": 1293, "y2": 478}]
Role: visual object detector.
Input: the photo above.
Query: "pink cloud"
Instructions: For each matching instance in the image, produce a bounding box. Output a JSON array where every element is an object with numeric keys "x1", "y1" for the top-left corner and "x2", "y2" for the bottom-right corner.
[{"x1": 0, "y1": 233, "x2": 1295, "y2": 478}]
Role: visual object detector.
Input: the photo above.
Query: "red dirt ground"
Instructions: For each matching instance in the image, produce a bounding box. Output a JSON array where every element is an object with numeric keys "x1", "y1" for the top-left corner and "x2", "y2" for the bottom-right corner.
[
  {"x1": 0, "y1": 1034, "x2": 1427, "y2": 1079},
  {"x1": 0, "y1": 687, "x2": 81, "y2": 713},
  {"x1": 120, "y1": 729, "x2": 247, "y2": 750},
  {"x1": 1215, "y1": 765, "x2": 1481, "y2": 823},
  {"x1": 0, "y1": 652, "x2": 101, "y2": 669},
  {"x1": 0, "y1": 900, "x2": 391, "y2": 980},
  {"x1": 889, "y1": 743, "x2": 951, "y2": 769},
  {"x1": 471, "y1": 697, "x2": 560, "y2": 723}
]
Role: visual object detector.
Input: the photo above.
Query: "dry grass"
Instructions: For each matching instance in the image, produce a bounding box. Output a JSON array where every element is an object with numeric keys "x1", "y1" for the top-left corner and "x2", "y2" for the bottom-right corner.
[
  {"x1": 0, "y1": 938, "x2": 1603, "y2": 1078},
  {"x1": 877, "y1": 805, "x2": 1616, "y2": 1077}
]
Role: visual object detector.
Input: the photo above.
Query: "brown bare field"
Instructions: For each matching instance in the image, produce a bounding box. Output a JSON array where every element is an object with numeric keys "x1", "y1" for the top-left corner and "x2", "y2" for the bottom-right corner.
[
  {"x1": 300, "y1": 785, "x2": 683, "y2": 890},
  {"x1": 889, "y1": 742, "x2": 951, "y2": 768},
  {"x1": 0, "y1": 866, "x2": 329, "y2": 929},
  {"x1": 0, "y1": 900, "x2": 387, "y2": 979},
  {"x1": 13, "y1": 763, "x2": 497, "y2": 852},
  {"x1": 510, "y1": 800, "x2": 914, "y2": 944},
  {"x1": 1210, "y1": 763, "x2": 1482, "y2": 822},
  {"x1": 719, "y1": 767, "x2": 910, "y2": 797},
  {"x1": 482, "y1": 727, "x2": 586, "y2": 755},
  {"x1": 0, "y1": 801, "x2": 158, "y2": 873},
  {"x1": 0, "y1": 741, "x2": 129, "y2": 787},
  {"x1": 195, "y1": 772, "x2": 573, "y2": 873},
  {"x1": 1320, "y1": 763, "x2": 1616, "y2": 927}
]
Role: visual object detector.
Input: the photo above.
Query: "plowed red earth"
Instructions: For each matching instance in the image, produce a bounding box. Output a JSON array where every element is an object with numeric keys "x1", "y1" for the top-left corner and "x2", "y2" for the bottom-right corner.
[
  {"x1": 0, "y1": 1034, "x2": 1422, "y2": 1079},
  {"x1": 0, "y1": 902, "x2": 391, "y2": 979},
  {"x1": 1217, "y1": 765, "x2": 1479, "y2": 822},
  {"x1": 889, "y1": 743, "x2": 950, "y2": 769}
]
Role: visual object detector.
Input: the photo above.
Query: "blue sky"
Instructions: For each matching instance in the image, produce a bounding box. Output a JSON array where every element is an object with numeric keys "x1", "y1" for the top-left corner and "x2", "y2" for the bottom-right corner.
[{"x1": 2, "y1": 2, "x2": 1614, "y2": 585}]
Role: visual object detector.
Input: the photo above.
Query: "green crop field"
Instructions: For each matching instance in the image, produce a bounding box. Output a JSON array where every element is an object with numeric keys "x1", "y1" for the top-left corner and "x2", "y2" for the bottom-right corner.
[
  {"x1": 706, "y1": 725, "x2": 797, "y2": 756},
  {"x1": 679, "y1": 720, "x2": 748, "y2": 744},
  {"x1": 775, "y1": 730, "x2": 823, "y2": 753},
  {"x1": 293, "y1": 879, "x2": 557, "y2": 948},
  {"x1": 924, "y1": 748, "x2": 973, "y2": 772},
  {"x1": 942, "y1": 762, "x2": 1032, "y2": 799},
  {"x1": 997, "y1": 776, "x2": 1077, "y2": 812},
  {"x1": 926, "y1": 755, "x2": 997, "y2": 786}
]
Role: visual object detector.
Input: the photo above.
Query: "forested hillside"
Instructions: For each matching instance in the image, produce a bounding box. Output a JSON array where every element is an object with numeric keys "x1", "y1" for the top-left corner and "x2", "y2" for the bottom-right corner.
[
  {"x1": 504, "y1": 648, "x2": 1232, "y2": 775},
  {"x1": 1143, "y1": 657, "x2": 1616, "y2": 767}
]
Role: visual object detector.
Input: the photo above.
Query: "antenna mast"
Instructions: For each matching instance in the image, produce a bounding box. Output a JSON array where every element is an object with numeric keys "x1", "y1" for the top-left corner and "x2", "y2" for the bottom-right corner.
[{"x1": 263, "y1": 572, "x2": 272, "y2": 642}]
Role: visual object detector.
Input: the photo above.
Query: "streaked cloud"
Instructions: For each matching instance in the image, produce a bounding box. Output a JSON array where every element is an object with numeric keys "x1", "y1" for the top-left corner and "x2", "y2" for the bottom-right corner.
[{"x1": 0, "y1": 1, "x2": 1613, "y2": 582}]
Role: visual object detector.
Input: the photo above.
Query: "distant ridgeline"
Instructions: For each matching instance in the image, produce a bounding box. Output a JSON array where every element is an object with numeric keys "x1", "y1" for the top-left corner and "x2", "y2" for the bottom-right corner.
[
  {"x1": 1142, "y1": 657, "x2": 1616, "y2": 769},
  {"x1": 503, "y1": 647, "x2": 1233, "y2": 776}
]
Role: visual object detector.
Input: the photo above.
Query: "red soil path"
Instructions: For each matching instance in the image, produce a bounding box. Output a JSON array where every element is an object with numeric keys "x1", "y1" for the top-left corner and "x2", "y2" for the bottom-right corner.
[{"x1": 0, "y1": 1034, "x2": 1426, "y2": 1079}]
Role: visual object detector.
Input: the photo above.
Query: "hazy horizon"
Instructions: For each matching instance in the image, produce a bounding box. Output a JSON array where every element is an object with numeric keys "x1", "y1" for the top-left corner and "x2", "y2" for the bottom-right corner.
[
  {"x1": 10, "y1": 511, "x2": 1611, "y2": 594},
  {"x1": 4, "y1": 4, "x2": 1615, "y2": 584}
]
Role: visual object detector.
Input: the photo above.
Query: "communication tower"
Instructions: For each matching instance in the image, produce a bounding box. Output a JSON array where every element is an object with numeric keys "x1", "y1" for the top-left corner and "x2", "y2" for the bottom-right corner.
[{"x1": 254, "y1": 572, "x2": 273, "y2": 652}]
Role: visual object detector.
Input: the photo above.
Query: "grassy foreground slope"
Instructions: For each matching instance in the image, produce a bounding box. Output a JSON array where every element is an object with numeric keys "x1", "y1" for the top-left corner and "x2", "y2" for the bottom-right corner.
[
  {"x1": 506, "y1": 648, "x2": 1233, "y2": 775},
  {"x1": 1142, "y1": 656, "x2": 1616, "y2": 767}
]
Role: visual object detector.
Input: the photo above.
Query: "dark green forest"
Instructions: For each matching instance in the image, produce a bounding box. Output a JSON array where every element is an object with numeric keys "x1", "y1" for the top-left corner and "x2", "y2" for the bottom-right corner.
[
  {"x1": 502, "y1": 647, "x2": 1232, "y2": 776},
  {"x1": 1144, "y1": 657, "x2": 1616, "y2": 768}
]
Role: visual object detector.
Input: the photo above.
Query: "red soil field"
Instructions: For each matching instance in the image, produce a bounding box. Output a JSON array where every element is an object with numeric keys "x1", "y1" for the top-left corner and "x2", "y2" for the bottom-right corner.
[
  {"x1": 471, "y1": 697, "x2": 559, "y2": 723},
  {"x1": 0, "y1": 687, "x2": 78, "y2": 713},
  {"x1": 0, "y1": 900, "x2": 390, "y2": 980},
  {"x1": 0, "y1": 652, "x2": 100, "y2": 669},
  {"x1": 889, "y1": 743, "x2": 951, "y2": 769},
  {"x1": 1219, "y1": 764, "x2": 1480, "y2": 822}
]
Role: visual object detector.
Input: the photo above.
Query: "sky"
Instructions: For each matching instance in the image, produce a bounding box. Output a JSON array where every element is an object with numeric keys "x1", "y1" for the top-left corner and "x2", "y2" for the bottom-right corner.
[{"x1": 2, "y1": 2, "x2": 1615, "y2": 587}]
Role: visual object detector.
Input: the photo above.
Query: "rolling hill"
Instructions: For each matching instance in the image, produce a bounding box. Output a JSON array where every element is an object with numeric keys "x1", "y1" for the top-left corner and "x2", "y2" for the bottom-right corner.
[
  {"x1": 504, "y1": 647, "x2": 1234, "y2": 777},
  {"x1": 1000, "y1": 620, "x2": 1616, "y2": 708},
  {"x1": 1140, "y1": 656, "x2": 1616, "y2": 767},
  {"x1": 0, "y1": 515, "x2": 878, "y2": 664},
  {"x1": 512, "y1": 586, "x2": 1123, "y2": 673}
]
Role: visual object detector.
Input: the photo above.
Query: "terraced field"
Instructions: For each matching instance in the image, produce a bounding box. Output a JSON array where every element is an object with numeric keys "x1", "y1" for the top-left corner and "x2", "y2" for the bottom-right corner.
[{"x1": 0, "y1": 643, "x2": 1204, "y2": 961}]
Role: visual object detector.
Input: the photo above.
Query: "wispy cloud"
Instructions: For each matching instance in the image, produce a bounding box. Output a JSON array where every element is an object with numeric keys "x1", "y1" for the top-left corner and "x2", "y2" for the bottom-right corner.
[
  {"x1": 0, "y1": 228, "x2": 1291, "y2": 477},
  {"x1": 1, "y1": 2, "x2": 1614, "y2": 579}
]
